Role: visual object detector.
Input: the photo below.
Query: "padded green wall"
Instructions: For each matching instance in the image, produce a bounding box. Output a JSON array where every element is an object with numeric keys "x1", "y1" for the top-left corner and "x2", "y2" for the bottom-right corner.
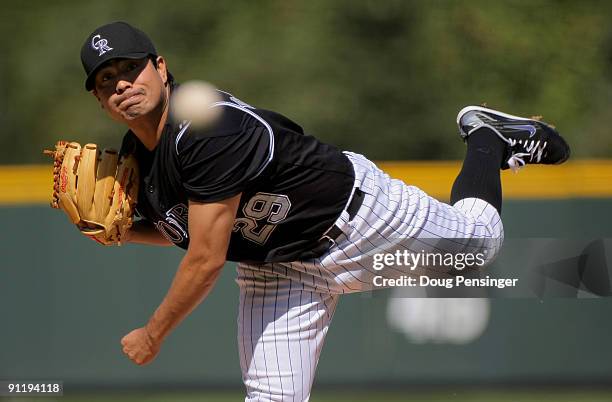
[{"x1": 1, "y1": 199, "x2": 611, "y2": 387}]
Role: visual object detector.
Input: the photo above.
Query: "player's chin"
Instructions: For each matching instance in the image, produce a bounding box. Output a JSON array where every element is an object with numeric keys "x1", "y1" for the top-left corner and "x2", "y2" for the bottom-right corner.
[{"x1": 119, "y1": 105, "x2": 148, "y2": 121}]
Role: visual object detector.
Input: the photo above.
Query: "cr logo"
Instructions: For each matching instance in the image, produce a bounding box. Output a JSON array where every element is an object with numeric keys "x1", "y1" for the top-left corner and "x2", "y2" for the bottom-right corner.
[{"x1": 91, "y1": 34, "x2": 113, "y2": 56}]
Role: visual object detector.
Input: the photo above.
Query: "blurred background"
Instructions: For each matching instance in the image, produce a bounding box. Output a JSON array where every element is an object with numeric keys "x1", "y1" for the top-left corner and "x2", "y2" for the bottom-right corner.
[{"x1": 1, "y1": 1, "x2": 612, "y2": 401}]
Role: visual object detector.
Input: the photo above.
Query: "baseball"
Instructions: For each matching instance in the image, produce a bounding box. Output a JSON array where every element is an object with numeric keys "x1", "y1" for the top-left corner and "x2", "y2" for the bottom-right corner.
[{"x1": 170, "y1": 80, "x2": 223, "y2": 128}]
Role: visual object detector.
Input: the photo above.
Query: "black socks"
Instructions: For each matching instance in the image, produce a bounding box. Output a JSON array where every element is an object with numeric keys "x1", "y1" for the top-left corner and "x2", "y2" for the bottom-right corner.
[{"x1": 450, "y1": 128, "x2": 507, "y2": 214}]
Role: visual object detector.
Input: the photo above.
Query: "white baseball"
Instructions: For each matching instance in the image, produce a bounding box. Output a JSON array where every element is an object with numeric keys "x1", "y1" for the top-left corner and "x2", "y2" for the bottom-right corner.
[{"x1": 171, "y1": 80, "x2": 223, "y2": 128}]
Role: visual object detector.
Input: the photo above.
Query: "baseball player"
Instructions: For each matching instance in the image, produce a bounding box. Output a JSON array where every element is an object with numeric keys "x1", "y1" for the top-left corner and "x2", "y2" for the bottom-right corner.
[{"x1": 79, "y1": 21, "x2": 569, "y2": 401}]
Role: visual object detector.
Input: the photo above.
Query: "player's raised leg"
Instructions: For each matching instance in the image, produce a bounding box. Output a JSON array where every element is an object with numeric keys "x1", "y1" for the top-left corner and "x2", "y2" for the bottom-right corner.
[{"x1": 236, "y1": 264, "x2": 339, "y2": 402}]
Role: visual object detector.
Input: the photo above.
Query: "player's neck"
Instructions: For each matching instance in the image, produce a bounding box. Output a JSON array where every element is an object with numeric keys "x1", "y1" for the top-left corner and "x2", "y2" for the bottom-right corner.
[{"x1": 127, "y1": 90, "x2": 170, "y2": 151}]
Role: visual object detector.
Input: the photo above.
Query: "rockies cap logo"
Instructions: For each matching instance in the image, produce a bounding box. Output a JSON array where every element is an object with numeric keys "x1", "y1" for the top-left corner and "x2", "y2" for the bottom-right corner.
[{"x1": 91, "y1": 34, "x2": 113, "y2": 56}]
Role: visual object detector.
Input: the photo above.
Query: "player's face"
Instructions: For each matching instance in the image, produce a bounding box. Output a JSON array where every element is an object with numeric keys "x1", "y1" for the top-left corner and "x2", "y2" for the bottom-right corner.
[{"x1": 92, "y1": 57, "x2": 168, "y2": 123}]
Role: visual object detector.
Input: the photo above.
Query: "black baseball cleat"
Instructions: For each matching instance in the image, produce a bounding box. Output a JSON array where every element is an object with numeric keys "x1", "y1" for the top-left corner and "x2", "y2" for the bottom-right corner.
[{"x1": 457, "y1": 105, "x2": 571, "y2": 171}]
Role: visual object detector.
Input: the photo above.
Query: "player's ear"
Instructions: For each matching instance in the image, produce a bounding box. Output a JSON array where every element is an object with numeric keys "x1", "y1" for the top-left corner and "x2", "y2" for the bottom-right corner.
[{"x1": 155, "y1": 56, "x2": 168, "y2": 86}]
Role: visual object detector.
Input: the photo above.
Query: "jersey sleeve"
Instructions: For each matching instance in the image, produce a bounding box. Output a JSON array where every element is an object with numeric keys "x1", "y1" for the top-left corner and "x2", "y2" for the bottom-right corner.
[{"x1": 176, "y1": 105, "x2": 273, "y2": 203}]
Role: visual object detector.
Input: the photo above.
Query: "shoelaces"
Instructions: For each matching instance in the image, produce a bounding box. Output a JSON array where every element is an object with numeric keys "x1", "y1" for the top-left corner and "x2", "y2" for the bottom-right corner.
[{"x1": 506, "y1": 138, "x2": 548, "y2": 172}]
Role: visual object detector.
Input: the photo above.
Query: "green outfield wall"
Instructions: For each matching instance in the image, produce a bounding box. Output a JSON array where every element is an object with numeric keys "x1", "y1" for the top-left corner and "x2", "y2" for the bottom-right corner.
[{"x1": 1, "y1": 199, "x2": 611, "y2": 387}]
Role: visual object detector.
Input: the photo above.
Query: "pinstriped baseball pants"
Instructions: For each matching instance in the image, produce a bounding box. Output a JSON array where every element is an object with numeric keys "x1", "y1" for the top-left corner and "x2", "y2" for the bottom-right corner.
[{"x1": 237, "y1": 152, "x2": 504, "y2": 401}]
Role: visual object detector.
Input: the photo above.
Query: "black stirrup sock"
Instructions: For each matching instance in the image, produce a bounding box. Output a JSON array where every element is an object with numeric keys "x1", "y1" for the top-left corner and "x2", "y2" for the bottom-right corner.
[{"x1": 450, "y1": 127, "x2": 507, "y2": 213}]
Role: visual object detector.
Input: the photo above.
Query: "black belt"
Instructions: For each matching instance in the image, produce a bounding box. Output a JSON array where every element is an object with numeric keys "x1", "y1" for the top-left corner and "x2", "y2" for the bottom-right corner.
[
  {"x1": 295, "y1": 189, "x2": 365, "y2": 260},
  {"x1": 318, "y1": 188, "x2": 365, "y2": 246}
]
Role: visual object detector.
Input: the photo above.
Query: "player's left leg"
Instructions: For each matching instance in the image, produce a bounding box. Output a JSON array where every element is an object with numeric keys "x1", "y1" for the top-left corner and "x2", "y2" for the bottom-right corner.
[
  {"x1": 290, "y1": 105, "x2": 570, "y2": 292},
  {"x1": 236, "y1": 263, "x2": 340, "y2": 402}
]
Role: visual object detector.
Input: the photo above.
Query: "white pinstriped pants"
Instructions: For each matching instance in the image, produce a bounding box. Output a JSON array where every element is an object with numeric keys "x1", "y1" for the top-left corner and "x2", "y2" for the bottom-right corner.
[{"x1": 237, "y1": 152, "x2": 504, "y2": 401}]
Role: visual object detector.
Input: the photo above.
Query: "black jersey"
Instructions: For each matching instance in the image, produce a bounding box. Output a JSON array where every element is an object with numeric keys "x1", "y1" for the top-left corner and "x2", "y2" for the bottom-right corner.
[{"x1": 121, "y1": 90, "x2": 355, "y2": 263}]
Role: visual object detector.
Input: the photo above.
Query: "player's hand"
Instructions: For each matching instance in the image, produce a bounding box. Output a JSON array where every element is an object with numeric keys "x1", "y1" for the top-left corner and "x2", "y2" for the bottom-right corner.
[{"x1": 120, "y1": 327, "x2": 161, "y2": 366}]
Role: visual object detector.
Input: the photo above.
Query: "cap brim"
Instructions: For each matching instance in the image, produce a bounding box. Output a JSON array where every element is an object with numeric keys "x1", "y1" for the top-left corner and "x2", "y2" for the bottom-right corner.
[{"x1": 84, "y1": 52, "x2": 151, "y2": 91}]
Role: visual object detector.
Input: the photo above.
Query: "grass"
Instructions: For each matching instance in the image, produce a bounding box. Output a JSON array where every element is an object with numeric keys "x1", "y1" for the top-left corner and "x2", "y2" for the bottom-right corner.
[{"x1": 7, "y1": 389, "x2": 612, "y2": 402}]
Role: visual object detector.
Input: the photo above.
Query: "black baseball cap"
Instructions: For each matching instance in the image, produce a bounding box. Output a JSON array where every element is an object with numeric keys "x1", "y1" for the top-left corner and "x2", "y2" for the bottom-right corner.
[{"x1": 81, "y1": 21, "x2": 157, "y2": 90}]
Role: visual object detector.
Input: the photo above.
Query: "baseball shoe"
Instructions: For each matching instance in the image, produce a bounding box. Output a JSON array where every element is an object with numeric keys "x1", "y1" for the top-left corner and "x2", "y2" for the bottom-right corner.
[{"x1": 457, "y1": 105, "x2": 571, "y2": 171}]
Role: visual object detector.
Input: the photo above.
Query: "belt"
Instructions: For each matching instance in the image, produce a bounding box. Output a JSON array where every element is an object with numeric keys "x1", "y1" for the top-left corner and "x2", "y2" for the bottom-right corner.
[{"x1": 318, "y1": 188, "x2": 365, "y2": 247}]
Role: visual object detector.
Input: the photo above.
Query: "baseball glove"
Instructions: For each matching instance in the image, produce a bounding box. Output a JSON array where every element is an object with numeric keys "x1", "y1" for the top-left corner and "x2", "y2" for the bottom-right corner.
[{"x1": 43, "y1": 141, "x2": 139, "y2": 245}]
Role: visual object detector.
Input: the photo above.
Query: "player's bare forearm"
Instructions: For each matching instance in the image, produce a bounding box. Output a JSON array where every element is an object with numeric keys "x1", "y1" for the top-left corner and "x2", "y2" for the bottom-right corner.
[
  {"x1": 143, "y1": 195, "x2": 240, "y2": 340},
  {"x1": 120, "y1": 195, "x2": 240, "y2": 365},
  {"x1": 144, "y1": 253, "x2": 224, "y2": 342},
  {"x1": 126, "y1": 220, "x2": 172, "y2": 246},
  {"x1": 119, "y1": 254, "x2": 223, "y2": 366}
]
